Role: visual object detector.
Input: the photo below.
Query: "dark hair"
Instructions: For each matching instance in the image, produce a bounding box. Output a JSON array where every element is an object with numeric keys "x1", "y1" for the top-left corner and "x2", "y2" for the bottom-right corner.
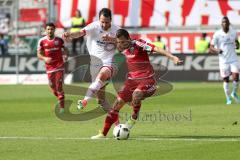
[
  {"x1": 45, "y1": 23, "x2": 56, "y2": 29},
  {"x1": 202, "y1": 33, "x2": 207, "y2": 38},
  {"x1": 222, "y1": 16, "x2": 230, "y2": 23},
  {"x1": 157, "y1": 35, "x2": 161, "y2": 41},
  {"x1": 99, "y1": 8, "x2": 112, "y2": 19},
  {"x1": 76, "y1": 10, "x2": 82, "y2": 16},
  {"x1": 116, "y1": 29, "x2": 130, "y2": 39}
]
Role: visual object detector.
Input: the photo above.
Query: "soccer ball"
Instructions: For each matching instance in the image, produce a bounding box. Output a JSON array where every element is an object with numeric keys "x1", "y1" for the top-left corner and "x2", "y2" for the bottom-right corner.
[{"x1": 113, "y1": 124, "x2": 130, "y2": 140}]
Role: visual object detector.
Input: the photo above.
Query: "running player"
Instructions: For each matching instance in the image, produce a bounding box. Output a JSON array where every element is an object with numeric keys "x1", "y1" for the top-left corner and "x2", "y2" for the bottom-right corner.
[
  {"x1": 37, "y1": 23, "x2": 69, "y2": 113},
  {"x1": 62, "y1": 8, "x2": 120, "y2": 111},
  {"x1": 210, "y1": 16, "x2": 240, "y2": 105},
  {"x1": 91, "y1": 29, "x2": 183, "y2": 139}
]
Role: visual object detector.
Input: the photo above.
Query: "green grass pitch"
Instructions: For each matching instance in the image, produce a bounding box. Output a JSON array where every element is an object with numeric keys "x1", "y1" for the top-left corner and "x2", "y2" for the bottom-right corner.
[{"x1": 0, "y1": 83, "x2": 240, "y2": 160}]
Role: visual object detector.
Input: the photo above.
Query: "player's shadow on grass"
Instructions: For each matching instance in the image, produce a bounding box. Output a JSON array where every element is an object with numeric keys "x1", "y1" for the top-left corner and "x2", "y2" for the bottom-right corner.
[
  {"x1": 55, "y1": 55, "x2": 175, "y2": 121},
  {"x1": 55, "y1": 85, "x2": 116, "y2": 121}
]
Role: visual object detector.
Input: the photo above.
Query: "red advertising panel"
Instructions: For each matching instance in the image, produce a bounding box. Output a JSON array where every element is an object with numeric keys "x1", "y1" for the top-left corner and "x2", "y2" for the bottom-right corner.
[{"x1": 19, "y1": 8, "x2": 46, "y2": 22}]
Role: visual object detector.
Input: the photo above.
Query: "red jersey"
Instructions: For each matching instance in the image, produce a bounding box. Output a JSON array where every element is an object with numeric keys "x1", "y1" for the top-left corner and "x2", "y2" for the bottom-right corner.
[
  {"x1": 122, "y1": 39, "x2": 155, "y2": 79},
  {"x1": 37, "y1": 36, "x2": 65, "y2": 73}
]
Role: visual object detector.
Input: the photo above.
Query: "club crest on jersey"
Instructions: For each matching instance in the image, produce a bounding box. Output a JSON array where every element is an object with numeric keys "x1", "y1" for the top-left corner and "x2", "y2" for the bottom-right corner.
[
  {"x1": 130, "y1": 46, "x2": 134, "y2": 54},
  {"x1": 54, "y1": 40, "x2": 59, "y2": 46}
]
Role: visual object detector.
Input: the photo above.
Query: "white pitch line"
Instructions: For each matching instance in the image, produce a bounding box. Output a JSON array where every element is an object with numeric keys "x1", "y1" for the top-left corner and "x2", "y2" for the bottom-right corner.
[
  {"x1": 0, "y1": 136, "x2": 240, "y2": 142},
  {"x1": 133, "y1": 137, "x2": 240, "y2": 142}
]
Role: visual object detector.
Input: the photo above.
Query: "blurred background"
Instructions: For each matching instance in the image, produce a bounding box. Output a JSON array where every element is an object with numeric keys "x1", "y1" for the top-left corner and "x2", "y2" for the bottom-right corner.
[{"x1": 0, "y1": 0, "x2": 240, "y2": 84}]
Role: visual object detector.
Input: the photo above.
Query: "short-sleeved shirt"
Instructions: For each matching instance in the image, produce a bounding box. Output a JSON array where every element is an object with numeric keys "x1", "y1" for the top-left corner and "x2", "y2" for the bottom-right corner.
[
  {"x1": 211, "y1": 28, "x2": 238, "y2": 64},
  {"x1": 82, "y1": 21, "x2": 120, "y2": 66},
  {"x1": 122, "y1": 39, "x2": 155, "y2": 80},
  {"x1": 37, "y1": 36, "x2": 65, "y2": 73}
]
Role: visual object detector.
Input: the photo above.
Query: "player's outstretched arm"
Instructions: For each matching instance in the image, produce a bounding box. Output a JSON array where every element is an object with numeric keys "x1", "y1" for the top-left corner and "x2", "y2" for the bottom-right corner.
[
  {"x1": 62, "y1": 30, "x2": 86, "y2": 42},
  {"x1": 153, "y1": 46, "x2": 183, "y2": 65}
]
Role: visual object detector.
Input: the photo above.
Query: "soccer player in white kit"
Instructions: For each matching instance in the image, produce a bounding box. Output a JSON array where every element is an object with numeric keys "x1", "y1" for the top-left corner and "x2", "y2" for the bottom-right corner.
[
  {"x1": 210, "y1": 16, "x2": 240, "y2": 105},
  {"x1": 63, "y1": 8, "x2": 120, "y2": 110}
]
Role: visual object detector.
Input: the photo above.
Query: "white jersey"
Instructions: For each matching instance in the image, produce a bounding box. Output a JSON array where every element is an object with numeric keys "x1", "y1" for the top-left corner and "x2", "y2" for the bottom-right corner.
[
  {"x1": 82, "y1": 21, "x2": 120, "y2": 66},
  {"x1": 211, "y1": 27, "x2": 238, "y2": 64}
]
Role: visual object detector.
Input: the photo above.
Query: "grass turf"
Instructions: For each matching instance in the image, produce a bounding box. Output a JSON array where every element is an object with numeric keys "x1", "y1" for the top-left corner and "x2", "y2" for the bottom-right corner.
[{"x1": 0, "y1": 83, "x2": 240, "y2": 160}]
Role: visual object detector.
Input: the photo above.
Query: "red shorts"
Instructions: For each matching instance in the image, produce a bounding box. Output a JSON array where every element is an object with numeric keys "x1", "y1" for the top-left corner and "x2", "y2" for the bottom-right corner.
[
  {"x1": 47, "y1": 70, "x2": 64, "y2": 95},
  {"x1": 118, "y1": 77, "x2": 156, "y2": 102}
]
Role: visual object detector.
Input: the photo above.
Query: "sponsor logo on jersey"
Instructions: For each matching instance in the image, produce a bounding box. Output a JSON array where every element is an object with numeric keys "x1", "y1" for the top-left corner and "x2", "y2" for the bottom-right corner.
[
  {"x1": 126, "y1": 54, "x2": 135, "y2": 58},
  {"x1": 96, "y1": 40, "x2": 106, "y2": 46},
  {"x1": 45, "y1": 48, "x2": 59, "y2": 52}
]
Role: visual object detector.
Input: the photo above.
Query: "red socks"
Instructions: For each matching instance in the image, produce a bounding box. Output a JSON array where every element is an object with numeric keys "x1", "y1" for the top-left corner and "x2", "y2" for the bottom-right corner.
[
  {"x1": 132, "y1": 104, "x2": 141, "y2": 120},
  {"x1": 102, "y1": 109, "x2": 119, "y2": 136},
  {"x1": 58, "y1": 93, "x2": 65, "y2": 108}
]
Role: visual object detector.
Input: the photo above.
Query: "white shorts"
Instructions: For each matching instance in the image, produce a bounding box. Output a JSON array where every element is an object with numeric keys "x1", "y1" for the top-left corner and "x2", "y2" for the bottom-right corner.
[
  {"x1": 219, "y1": 61, "x2": 240, "y2": 78},
  {"x1": 90, "y1": 63, "x2": 118, "y2": 82}
]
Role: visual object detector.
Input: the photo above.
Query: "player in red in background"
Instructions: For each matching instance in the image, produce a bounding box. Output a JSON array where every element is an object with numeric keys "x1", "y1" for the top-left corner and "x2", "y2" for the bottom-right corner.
[
  {"x1": 37, "y1": 23, "x2": 69, "y2": 114},
  {"x1": 91, "y1": 29, "x2": 183, "y2": 139}
]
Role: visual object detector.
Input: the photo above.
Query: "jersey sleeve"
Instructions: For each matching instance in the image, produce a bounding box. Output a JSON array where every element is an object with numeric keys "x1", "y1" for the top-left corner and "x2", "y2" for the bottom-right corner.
[
  {"x1": 37, "y1": 39, "x2": 44, "y2": 51},
  {"x1": 135, "y1": 39, "x2": 155, "y2": 53},
  {"x1": 82, "y1": 22, "x2": 97, "y2": 36}
]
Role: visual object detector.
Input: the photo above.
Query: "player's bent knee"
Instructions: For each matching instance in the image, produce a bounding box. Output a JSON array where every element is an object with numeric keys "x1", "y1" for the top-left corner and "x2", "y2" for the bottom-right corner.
[
  {"x1": 132, "y1": 90, "x2": 144, "y2": 99},
  {"x1": 113, "y1": 98, "x2": 125, "y2": 111},
  {"x1": 98, "y1": 67, "x2": 112, "y2": 81},
  {"x1": 116, "y1": 98, "x2": 125, "y2": 106},
  {"x1": 132, "y1": 90, "x2": 143, "y2": 105}
]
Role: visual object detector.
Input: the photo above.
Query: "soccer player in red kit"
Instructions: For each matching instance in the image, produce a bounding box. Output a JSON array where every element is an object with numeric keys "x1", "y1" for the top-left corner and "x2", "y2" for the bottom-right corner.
[
  {"x1": 91, "y1": 29, "x2": 183, "y2": 139},
  {"x1": 37, "y1": 23, "x2": 69, "y2": 113}
]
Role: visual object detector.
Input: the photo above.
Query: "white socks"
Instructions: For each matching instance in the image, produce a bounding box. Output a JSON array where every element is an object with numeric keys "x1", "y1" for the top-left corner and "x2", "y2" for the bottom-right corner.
[
  {"x1": 84, "y1": 79, "x2": 104, "y2": 101},
  {"x1": 232, "y1": 81, "x2": 239, "y2": 94},
  {"x1": 223, "y1": 82, "x2": 230, "y2": 99}
]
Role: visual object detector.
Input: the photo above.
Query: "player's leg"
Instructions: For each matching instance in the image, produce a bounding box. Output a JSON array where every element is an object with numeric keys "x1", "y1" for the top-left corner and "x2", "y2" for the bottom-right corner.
[
  {"x1": 55, "y1": 70, "x2": 65, "y2": 111},
  {"x1": 126, "y1": 78, "x2": 156, "y2": 128},
  {"x1": 96, "y1": 65, "x2": 118, "y2": 110},
  {"x1": 231, "y1": 73, "x2": 240, "y2": 103},
  {"x1": 91, "y1": 79, "x2": 133, "y2": 139},
  {"x1": 77, "y1": 66, "x2": 112, "y2": 109},
  {"x1": 220, "y1": 64, "x2": 232, "y2": 105},
  {"x1": 91, "y1": 98, "x2": 125, "y2": 139},
  {"x1": 47, "y1": 72, "x2": 58, "y2": 97},
  {"x1": 96, "y1": 85, "x2": 111, "y2": 112},
  {"x1": 125, "y1": 89, "x2": 143, "y2": 129},
  {"x1": 223, "y1": 76, "x2": 231, "y2": 105},
  {"x1": 230, "y1": 62, "x2": 240, "y2": 103},
  {"x1": 47, "y1": 71, "x2": 64, "y2": 113}
]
